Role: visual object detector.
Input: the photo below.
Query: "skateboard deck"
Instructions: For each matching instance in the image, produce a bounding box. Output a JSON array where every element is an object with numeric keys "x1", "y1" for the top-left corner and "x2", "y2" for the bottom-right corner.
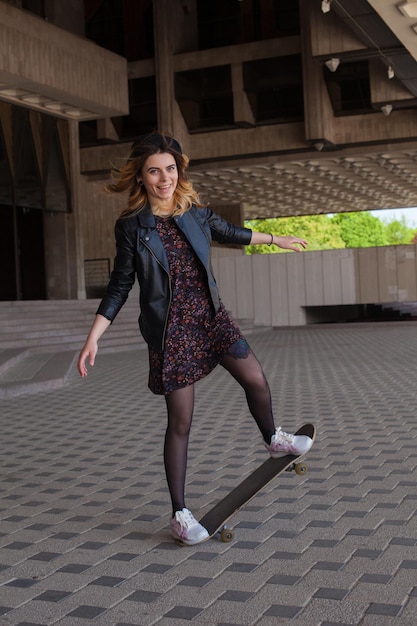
[{"x1": 198, "y1": 423, "x2": 316, "y2": 543}]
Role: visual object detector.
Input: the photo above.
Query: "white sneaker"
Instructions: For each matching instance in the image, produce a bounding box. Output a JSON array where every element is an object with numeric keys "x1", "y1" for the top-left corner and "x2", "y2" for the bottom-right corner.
[
  {"x1": 265, "y1": 427, "x2": 313, "y2": 458},
  {"x1": 170, "y1": 508, "x2": 209, "y2": 545}
]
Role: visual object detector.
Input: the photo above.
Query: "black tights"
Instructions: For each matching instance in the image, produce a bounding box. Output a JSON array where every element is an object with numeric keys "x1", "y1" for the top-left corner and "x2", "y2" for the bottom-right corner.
[{"x1": 164, "y1": 349, "x2": 275, "y2": 516}]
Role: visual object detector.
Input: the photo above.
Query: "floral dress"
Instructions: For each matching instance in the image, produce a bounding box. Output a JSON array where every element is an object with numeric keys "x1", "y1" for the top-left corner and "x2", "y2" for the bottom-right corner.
[{"x1": 148, "y1": 217, "x2": 246, "y2": 395}]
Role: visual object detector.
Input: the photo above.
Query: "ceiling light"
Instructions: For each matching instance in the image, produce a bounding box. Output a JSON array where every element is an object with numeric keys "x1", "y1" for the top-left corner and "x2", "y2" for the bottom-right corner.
[
  {"x1": 325, "y1": 58, "x2": 340, "y2": 72},
  {"x1": 0, "y1": 87, "x2": 30, "y2": 97},
  {"x1": 19, "y1": 93, "x2": 52, "y2": 104},
  {"x1": 388, "y1": 65, "x2": 395, "y2": 79},
  {"x1": 321, "y1": 0, "x2": 332, "y2": 13},
  {"x1": 381, "y1": 104, "x2": 393, "y2": 116},
  {"x1": 43, "y1": 101, "x2": 67, "y2": 111},
  {"x1": 397, "y1": 1, "x2": 417, "y2": 18}
]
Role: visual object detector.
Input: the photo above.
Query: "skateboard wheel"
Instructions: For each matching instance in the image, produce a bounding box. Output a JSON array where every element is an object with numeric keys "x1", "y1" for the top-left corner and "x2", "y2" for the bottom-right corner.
[
  {"x1": 220, "y1": 528, "x2": 234, "y2": 542},
  {"x1": 294, "y1": 462, "x2": 308, "y2": 475}
]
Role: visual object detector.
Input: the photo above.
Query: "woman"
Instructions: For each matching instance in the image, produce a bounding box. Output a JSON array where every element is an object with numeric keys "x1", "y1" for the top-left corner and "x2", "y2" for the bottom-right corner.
[{"x1": 77, "y1": 132, "x2": 313, "y2": 545}]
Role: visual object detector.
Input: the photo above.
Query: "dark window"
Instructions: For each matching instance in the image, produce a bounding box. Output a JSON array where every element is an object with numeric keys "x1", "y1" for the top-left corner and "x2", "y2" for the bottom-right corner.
[
  {"x1": 243, "y1": 56, "x2": 304, "y2": 123},
  {"x1": 0, "y1": 204, "x2": 16, "y2": 300},
  {"x1": 0, "y1": 127, "x2": 12, "y2": 207},
  {"x1": 324, "y1": 60, "x2": 372, "y2": 115},
  {"x1": 197, "y1": 0, "x2": 242, "y2": 49},
  {"x1": 175, "y1": 66, "x2": 234, "y2": 132},
  {"x1": 80, "y1": 76, "x2": 158, "y2": 145},
  {"x1": 14, "y1": 109, "x2": 42, "y2": 210},
  {"x1": 112, "y1": 76, "x2": 158, "y2": 140},
  {"x1": 17, "y1": 207, "x2": 46, "y2": 300},
  {"x1": 197, "y1": 0, "x2": 299, "y2": 50},
  {"x1": 79, "y1": 121, "x2": 99, "y2": 148},
  {"x1": 85, "y1": 0, "x2": 125, "y2": 57},
  {"x1": 84, "y1": 0, "x2": 154, "y2": 61},
  {"x1": 273, "y1": 1, "x2": 300, "y2": 37},
  {"x1": 22, "y1": 0, "x2": 45, "y2": 18}
]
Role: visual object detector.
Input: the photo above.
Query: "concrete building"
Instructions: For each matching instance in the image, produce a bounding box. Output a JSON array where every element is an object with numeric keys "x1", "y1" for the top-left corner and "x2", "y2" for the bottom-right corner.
[{"x1": 1, "y1": 0, "x2": 417, "y2": 309}]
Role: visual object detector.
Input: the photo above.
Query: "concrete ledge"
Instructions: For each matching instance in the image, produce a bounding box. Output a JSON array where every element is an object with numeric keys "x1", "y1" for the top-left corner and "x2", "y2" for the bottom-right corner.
[
  {"x1": 0, "y1": 348, "x2": 28, "y2": 375},
  {"x1": 0, "y1": 350, "x2": 76, "y2": 399}
]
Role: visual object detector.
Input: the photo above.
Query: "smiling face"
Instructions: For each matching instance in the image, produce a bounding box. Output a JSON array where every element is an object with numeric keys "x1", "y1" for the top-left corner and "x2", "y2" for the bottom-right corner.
[{"x1": 140, "y1": 152, "x2": 179, "y2": 212}]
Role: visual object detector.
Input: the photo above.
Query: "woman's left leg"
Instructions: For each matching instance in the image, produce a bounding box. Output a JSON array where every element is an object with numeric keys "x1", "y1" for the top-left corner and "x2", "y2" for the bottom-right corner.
[
  {"x1": 220, "y1": 341, "x2": 275, "y2": 444},
  {"x1": 220, "y1": 339, "x2": 314, "y2": 457}
]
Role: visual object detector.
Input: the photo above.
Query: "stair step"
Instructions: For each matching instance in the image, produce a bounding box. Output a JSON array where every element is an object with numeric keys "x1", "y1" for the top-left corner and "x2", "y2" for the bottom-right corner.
[
  {"x1": 0, "y1": 350, "x2": 76, "y2": 399},
  {"x1": 0, "y1": 299, "x2": 256, "y2": 397},
  {"x1": 0, "y1": 348, "x2": 29, "y2": 375},
  {"x1": 0, "y1": 300, "x2": 143, "y2": 397}
]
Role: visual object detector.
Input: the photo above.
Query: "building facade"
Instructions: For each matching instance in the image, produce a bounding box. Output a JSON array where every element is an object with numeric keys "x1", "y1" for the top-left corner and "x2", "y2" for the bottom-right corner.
[{"x1": 1, "y1": 0, "x2": 417, "y2": 301}]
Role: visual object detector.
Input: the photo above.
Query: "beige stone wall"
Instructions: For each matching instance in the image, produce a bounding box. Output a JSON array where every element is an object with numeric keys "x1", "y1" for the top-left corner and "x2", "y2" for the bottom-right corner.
[
  {"x1": 78, "y1": 176, "x2": 124, "y2": 262},
  {"x1": 213, "y1": 245, "x2": 417, "y2": 326}
]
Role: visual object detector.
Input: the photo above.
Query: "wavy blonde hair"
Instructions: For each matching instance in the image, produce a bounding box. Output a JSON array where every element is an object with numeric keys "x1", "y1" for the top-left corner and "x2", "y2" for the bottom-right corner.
[{"x1": 104, "y1": 132, "x2": 203, "y2": 217}]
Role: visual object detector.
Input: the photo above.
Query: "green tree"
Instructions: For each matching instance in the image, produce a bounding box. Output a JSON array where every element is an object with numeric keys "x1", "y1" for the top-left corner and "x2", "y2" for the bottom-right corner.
[
  {"x1": 245, "y1": 215, "x2": 345, "y2": 254},
  {"x1": 330, "y1": 212, "x2": 388, "y2": 248},
  {"x1": 244, "y1": 210, "x2": 417, "y2": 254},
  {"x1": 383, "y1": 216, "x2": 415, "y2": 245}
]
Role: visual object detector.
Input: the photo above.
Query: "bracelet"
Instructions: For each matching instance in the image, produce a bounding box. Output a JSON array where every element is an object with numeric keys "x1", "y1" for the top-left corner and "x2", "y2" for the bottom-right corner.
[{"x1": 267, "y1": 233, "x2": 274, "y2": 246}]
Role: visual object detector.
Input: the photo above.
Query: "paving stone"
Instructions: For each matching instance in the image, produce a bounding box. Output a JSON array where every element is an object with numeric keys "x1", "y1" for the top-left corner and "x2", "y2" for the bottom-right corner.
[
  {"x1": 365, "y1": 602, "x2": 403, "y2": 617},
  {"x1": 66, "y1": 605, "x2": 108, "y2": 619},
  {"x1": 1, "y1": 325, "x2": 417, "y2": 624},
  {"x1": 164, "y1": 605, "x2": 204, "y2": 620}
]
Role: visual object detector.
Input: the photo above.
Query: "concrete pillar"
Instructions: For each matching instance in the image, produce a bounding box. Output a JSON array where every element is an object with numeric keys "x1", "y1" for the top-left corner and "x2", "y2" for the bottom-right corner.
[
  {"x1": 299, "y1": 0, "x2": 335, "y2": 146},
  {"x1": 43, "y1": 121, "x2": 86, "y2": 299},
  {"x1": 210, "y1": 203, "x2": 247, "y2": 257},
  {"x1": 153, "y1": 0, "x2": 177, "y2": 132},
  {"x1": 231, "y1": 63, "x2": 255, "y2": 127},
  {"x1": 68, "y1": 120, "x2": 86, "y2": 298}
]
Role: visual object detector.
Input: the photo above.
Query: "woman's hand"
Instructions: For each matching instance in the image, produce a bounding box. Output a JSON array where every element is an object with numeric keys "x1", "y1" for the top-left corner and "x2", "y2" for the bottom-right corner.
[
  {"x1": 77, "y1": 340, "x2": 98, "y2": 377},
  {"x1": 77, "y1": 314, "x2": 111, "y2": 377},
  {"x1": 275, "y1": 235, "x2": 308, "y2": 252}
]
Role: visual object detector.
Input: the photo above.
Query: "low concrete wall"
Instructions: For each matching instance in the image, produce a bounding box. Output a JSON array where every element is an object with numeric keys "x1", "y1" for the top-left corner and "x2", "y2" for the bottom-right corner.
[{"x1": 212, "y1": 244, "x2": 417, "y2": 326}]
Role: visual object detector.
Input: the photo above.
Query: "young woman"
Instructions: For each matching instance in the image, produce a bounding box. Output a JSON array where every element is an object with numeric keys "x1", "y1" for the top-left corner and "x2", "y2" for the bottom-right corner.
[{"x1": 77, "y1": 132, "x2": 313, "y2": 545}]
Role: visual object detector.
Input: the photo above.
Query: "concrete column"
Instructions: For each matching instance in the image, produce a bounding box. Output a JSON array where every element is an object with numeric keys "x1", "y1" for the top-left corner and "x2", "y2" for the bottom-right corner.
[
  {"x1": 299, "y1": 0, "x2": 335, "y2": 146},
  {"x1": 43, "y1": 120, "x2": 86, "y2": 299},
  {"x1": 210, "y1": 203, "x2": 247, "y2": 256},
  {"x1": 231, "y1": 63, "x2": 255, "y2": 127},
  {"x1": 153, "y1": 0, "x2": 176, "y2": 132},
  {"x1": 68, "y1": 120, "x2": 86, "y2": 299}
]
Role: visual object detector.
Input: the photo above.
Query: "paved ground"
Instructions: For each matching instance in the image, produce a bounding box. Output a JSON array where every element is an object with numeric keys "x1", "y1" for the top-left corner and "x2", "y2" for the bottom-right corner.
[{"x1": 1, "y1": 323, "x2": 417, "y2": 626}]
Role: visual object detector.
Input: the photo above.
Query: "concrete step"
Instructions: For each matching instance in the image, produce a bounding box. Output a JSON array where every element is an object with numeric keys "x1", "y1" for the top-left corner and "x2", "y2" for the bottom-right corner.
[
  {"x1": 0, "y1": 299, "x2": 145, "y2": 397},
  {"x1": 0, "y1": 323, "x2": 139, "y2": 347},
  {"x1": 381, "y1": 302, "x2": 417, "y2": 319},
  {"x1": 0, "y1": 350, "x2": 76, "y2": 399},
  {"x1": 0, "y1": 348, "x2": 28, "y2": 375},
  {"x1": 0, "y1": 299, "x2": 257, "y2": 397},
  {"x1": 0, "y1": 299, "x2": 140, "y2": 351}
]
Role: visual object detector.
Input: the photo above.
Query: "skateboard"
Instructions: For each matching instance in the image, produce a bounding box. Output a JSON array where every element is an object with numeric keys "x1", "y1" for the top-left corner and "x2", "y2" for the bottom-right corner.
[{"x1": 198, "y1": 423, "x2": 316, "y2": 543}]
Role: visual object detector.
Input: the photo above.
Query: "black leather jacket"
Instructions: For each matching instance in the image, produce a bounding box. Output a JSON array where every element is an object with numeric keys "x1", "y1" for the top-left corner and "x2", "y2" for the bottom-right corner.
[{"x1": 97, "y1": 204, "x2": 252, "y2": 350}]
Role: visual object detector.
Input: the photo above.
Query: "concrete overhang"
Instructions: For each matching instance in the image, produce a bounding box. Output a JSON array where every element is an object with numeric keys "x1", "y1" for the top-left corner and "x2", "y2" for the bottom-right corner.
[
  {"x1": 0, "y1": 2, "x2": 129, "y2": 121},
  {"x1": 367, "y1": 0, "x2": 417, "y2": 62}
]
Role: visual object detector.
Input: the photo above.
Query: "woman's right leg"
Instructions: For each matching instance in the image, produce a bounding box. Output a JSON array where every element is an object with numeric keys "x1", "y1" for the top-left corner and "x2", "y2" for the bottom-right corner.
[
  {"x1": 164, "y1": 385, "x2": 210, "y2": 545},
  {"x1": 164, "y1": 385, "x2": 195, "y2": 516}
]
